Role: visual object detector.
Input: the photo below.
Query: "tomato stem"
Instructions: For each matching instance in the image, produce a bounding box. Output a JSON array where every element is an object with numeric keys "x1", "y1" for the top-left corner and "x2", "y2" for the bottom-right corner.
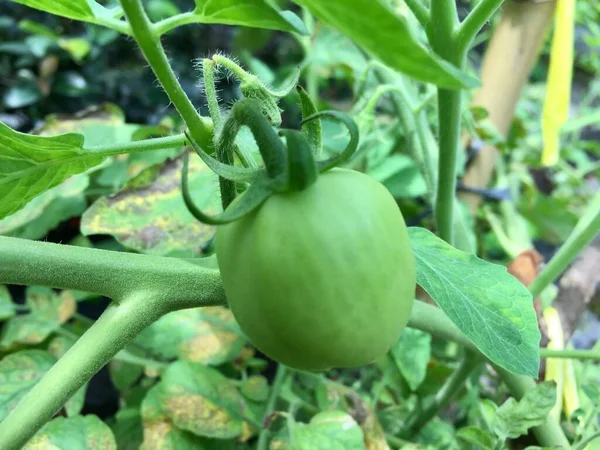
[
  {"x1": 257, "y1": 364, "x2": 289, "y2": 450},
  {"x1": 280, "y1": 130, "x2": 318, "y2": 191}
]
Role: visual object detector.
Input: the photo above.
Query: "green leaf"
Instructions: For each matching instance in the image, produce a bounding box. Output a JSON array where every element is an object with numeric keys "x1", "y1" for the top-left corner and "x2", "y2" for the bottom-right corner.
[
  {"x1": 189, "y1": 0, "x2": 307, "y2": 35},
  {"x1": 293, "y1": 411, "x2": 366, "y2": 450},
  {"x1": 109, "y1": 359, "x2": 144, "y2": 392},
  {"x1": 390, "y1": 328, "x2": 431, "y2": 391},
  {"x1": 0, "y1": 173, "x2": 88, "y2": 239},
  {"x1": 158, "y1": 361, "x2": 246, "y2": 439},
  {"x1": 48, "y1": 335, "x2": 87, "y2": 417},
  {"x1": 141, "y1": 384, "x2": 237, "y2": 449},
  {"x1": 291, "y1": 0, "x2": 477, "y2": 89},
  {"x1": 0, "y1": 286, "x2": 16, "y2": 321},
  {"x1": 9, "y1": 0, "x2": 122, "y2": 28},
  {"x1": 369, "y1": 154, "x2": 428, "y2": 199},
  {"x1": 492, "y1": 381, "x2": 557, "y2": 440},
  {"x1": 240, "y1": 375, "x2": 269, "y2": 403},
  {"x1": 111, "y1": 408, "x2": 143, "y2": 450},
  {"x1": 24, "y1": 415, "x2": 117, "y2": 449},
  {"x1": 0, "y1": 122, "x2": 103, "y2": 219},
  {"x1": 134, "y1": 306, "x2": 245, "y2": 364},
  {"x1": 456, "y1": 426, "x2": 496, "y2": 450},
  {"x1": 0, "y1": 350, "x2": 55, "y2": 421},
  {"x1": 81, "y1": 154, "x2": 219, "y2": 256},
  {"x1": 0, "y1": 287, "x2": 76, "y2": 348},
  {"x1": 409, "y1": 227, "x2": 541, "y2": 377}
]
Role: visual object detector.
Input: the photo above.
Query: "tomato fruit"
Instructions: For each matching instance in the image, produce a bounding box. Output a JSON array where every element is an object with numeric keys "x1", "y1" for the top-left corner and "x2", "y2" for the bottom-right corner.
[{"x1": 216, "y1": 169, "x2": 415, "y2": 371}]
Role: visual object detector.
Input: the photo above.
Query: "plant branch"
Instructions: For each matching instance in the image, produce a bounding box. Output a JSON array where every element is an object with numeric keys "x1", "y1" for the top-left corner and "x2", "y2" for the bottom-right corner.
[
  {"x1": 93, "y1": 17, "x2": 132, "y2": 35},
  {"x1": 402, "y1": 350, "x2": 481, "y2": 437},
  {"x1": 85, "y1": 133, "x2": 187, "y2": 157},
  {"x1": 404, "y1": 0, "x2": 430, "y2": 28},
  {"x1": 257, "y1": 364, "x2": 288, "y2": 450},
  {"x1": 529, "y1": 189, "x2": 600, "y2": 298},
  {"x1": 540, "y1": 348, "x2": 600, "y2": 361},
  {"x1": 120, "y1": 0, "x2": 212, "y2": 148},
  {"x1": 0, "y1": 236, "x2": 226, "y2": 307},
  {"x1": 455, "y1": 0, "x2": 506, "y2": 54},
  {"x1": 0, "y1": 293, "x2": 170, "y2": 450},
  {"x1": 153, "y1": 12, "x2": 198, "y2": 36}
]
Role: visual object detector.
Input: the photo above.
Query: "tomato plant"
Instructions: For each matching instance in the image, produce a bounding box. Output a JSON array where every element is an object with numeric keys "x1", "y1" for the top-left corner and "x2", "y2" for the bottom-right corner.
[{"x1": 0, "y1": 0, "x2": 598, "y2": 449}]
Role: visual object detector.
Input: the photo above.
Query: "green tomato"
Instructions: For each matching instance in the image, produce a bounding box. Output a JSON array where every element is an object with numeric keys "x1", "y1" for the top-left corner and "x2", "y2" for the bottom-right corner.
[{"x1": 216, "y1": 169, "x2": 415, "y2": 371}]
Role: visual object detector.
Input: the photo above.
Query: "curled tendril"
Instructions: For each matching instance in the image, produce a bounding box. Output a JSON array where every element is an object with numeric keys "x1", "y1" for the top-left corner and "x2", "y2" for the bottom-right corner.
[
  {"x1": 181, "y1": 151, "x2": 271, "y2": 225},
  {"x1": 301, "y1": 111, "x2": 359, "y2": 172}
]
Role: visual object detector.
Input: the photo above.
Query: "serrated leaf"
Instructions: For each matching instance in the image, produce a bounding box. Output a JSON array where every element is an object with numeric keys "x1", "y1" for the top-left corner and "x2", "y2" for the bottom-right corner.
[
  {"x1": 0, "y1": 286, "x2": 16, "y2": 321},
  {"x1": 0, "y1": 350, "x2": 55, "y2": 421},
  {"x1": 81, "y1": 153, "x2": 219, "y2": 256},
  {"x1": 134, "y1": 306, "x2": 245, "y2": 365},
  {"x1": 48, "y1": 335, "x2": 87, "y2": 417},
  {"x1": 492, "y1": 381, "x2": 557, "y2": 440},
  {"x1": 409, "y1": 227, "x2": 541, "y2": 377},
  {"x1": 0, "y1": 121, "x2": 102, "y2": 219},
  {"x1": 188, "y1": 0, "x2": 306, "y2": 35},
  {"x1": 158, "y1": 361, "x2": 246, "y2": 439},
  {"x1": 291, "y1": 0, "x2": 477, "y2": 89},
  {"x1": 391, "y1": 328, "x2": 431, "y2": 391},
  {"x1": 0, "y1": 287, "x2": 76, "y2": 348},
  {"x1": 24, "y1": 415, "x2": 117, "y2": 449},
  {"x1": 456, "y1": 426, "x2": 496, "y2": 450}
]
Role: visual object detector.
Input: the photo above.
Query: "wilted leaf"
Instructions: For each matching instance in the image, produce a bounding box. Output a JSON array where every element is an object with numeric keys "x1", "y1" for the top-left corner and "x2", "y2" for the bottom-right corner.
[
  {"x1": 82, "y1": 153, "x2": 219, "y2": 256},
  {"x1": 1, "y1": 287, "x2": 76, "y2": 348},
  {"x1": 346, "y1": 394, "x2": 390, "y2": 450},
  {"x1": 391, "y1": 328, "x2": 431, "y2": 391},
  {"x1": 409, "y1": 227, "x2": 541, "y2": 377},
  {"x1": 0, "y1": 350, "x2": 55, "y2": 421},
  {"x1": 24, "y1": 415, "x2": 117, "y2": 449},
  {"x1": 134, "y1": 306, "x2": 245, "y2": 365},
  {"x1": 492, "y1": 381, "x2": 557, "y2": 440},
  {"x1": 158, "y1": 361, "x2": 246, "y2": 439}
]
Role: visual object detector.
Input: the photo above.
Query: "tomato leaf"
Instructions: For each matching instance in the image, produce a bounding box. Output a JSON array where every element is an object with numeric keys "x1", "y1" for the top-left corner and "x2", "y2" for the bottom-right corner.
[
  {"x1": 456, "y1": 426, "x2": 496, "y2": 450},
  {"x1": 111, "y1": 408, "x2": 143, "y2": 450},
  {"x1": 409, "y1": 227, "x2": 541, "y2": 377},
  {"x1": 141, "y1": 385, "x2": 214, "y2": 449},
  {"x1": 158, "y1": 361, "x2": 246, "y2": 439},
  {"x1": 24, "y1": 415, "x2": 117, "y2": 449},
  {"x1": 81, "y1": 154, "x2": 219, "y2": 256},
  {"x1": 391, "y1": 328, "x2": 431, "y2": 391},
  {"x1": 0, "y1": 350, "x2": 55, "y2": 422},
  {"x1": 291, "y1": 0, "x2": 478, "y2": 89},
  {"x1": 9, "y1": 0, "x2": 124, "y2": 28},
  {"x1": 0, "y1": 286, "x2": 16, "y2": 321},
  {"x1": 492, "y1": 381, "x2": 557, "y2": 441},
  {"x1": 186, "y1": 0, "x2": 307, "y2": 35}
]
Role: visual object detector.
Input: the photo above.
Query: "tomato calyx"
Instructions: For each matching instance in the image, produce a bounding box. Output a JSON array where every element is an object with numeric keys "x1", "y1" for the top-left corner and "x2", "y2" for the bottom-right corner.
[{"x1": 182, "y1": 95, "x2": 358, "y2": 225}]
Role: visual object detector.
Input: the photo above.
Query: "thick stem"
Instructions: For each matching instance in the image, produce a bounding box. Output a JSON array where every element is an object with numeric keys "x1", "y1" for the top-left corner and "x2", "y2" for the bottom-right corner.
[
  {"x1": 0, "y1": 293, "x2": 168, "y2": 450},
  {"x1": 257, "y1": 364, "x2": 288, "y2": 450},
  {"x1": 529, "y1": 190, "x2": 600, "y2": 298},
  {"x1": 402, "y1": 351, "x2": 481, "y2": 437},
  {"x1": 494, "y1": 366, "x2": 571, "y2": 449},
  {"x1": 0, "y1": 236, "x2": 226, "y2": 307},
  {"x1": 120, "y1": 0, "x2": 212, "y2": 148}
]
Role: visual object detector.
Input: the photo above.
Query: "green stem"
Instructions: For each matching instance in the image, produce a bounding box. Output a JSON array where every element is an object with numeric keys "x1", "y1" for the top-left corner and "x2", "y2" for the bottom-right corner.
[
  {"x1": 85, "y1": 133, "x2": 187, "y2": 157},
  {"x1": 574, "y1": 431, "x2": 600, "y2": 450},
  {"x1": 401, "y1": 351, "x2": 481, "y2": 437},
  {"x1": 202, "y1": 58, "x2": 223, "y2": 133},
  {"x1": 455, "y1": 0, "x2": 506, "y2": 54},
  {"x1": 0, "y1": 236, "x2": 226, "y2": 307},
  {"x1": 529, "y1": 190, "x2": 600, "y2": 298},
  {"x1": 93, "y1": 16, "x2": 132, "y2": 35},
  {"x1": 120, "y1": 0, "x2": 212, "y2": 148},
  {"x1": 0, "y1": 293, "x2": 169, "y2": 450},
  {"x1": 257, "y1": 364, "x2": 288, "y2": 450},
  {"x1": 540, "y1": 348, "x2": 600, "y2": 361},
  {"x1": 404, "y1": 0, "x2": 430, "y2": 28},
  {"x1": 494, "y1": 367, "x2": 571, "y2": 449},
  {"x1": 153, "y1": 12, "x2": 198, "y2": 36}
]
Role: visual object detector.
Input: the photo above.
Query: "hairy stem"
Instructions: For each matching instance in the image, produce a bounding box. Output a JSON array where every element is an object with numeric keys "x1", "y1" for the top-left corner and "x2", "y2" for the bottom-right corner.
[
  {"x1": 0, "y1": 236, "x2": 226, "y2": 307},
  {"x1": 153, "y1": 11, "x2": 197, "y2": 36},
  {"x1": 120, "y1": 0, "x2": 212, "y2": 148},
  {"x1": 402, "y1": 351, "x2": 481, "y2": 437},
  {"x1": 0, "y1": 293, "x2": 169, "y2": 450},
  {"x1": 85, "y1": 133, "x2": 187, "y2": 156}
]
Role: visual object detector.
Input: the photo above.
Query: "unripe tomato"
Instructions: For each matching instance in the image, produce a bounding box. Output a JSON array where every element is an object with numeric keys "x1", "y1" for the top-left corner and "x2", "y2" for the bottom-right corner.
[{"x1": 216, "y1": 169, "x2": 415, "y2": 371}]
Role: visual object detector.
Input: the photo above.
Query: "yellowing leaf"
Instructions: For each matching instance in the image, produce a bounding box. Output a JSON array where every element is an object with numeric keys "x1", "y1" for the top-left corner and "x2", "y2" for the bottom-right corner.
[{"x1": 541, "y1": 0, "x2": 575, "y2": 166}]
